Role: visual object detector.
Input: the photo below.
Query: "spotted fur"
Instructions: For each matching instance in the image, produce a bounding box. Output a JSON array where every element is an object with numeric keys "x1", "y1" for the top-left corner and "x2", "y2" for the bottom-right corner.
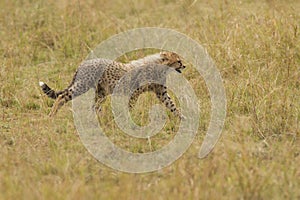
[{"x1": 40, "y1": 52, "x2": 186, "y2": 117}]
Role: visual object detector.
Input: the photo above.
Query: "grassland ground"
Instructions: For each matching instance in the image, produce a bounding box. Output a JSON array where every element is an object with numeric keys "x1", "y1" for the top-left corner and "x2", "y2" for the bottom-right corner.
[{"x1": 0, "y1": 0, "x2": 299, "y2": 199}]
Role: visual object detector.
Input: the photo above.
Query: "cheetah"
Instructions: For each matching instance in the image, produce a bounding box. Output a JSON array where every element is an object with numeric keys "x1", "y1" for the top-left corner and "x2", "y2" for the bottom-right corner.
[{"x1": 39, "y1": 52, "x2": 186, "y2": 118}]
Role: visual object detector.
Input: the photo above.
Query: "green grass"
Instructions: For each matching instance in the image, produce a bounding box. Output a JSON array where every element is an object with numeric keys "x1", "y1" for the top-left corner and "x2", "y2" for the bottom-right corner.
[{"x1": 0, "y1": 0, "x2": 299, "y2": 199}]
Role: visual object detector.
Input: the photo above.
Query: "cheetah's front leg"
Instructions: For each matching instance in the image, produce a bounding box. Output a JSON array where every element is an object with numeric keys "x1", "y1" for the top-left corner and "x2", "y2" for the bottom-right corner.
[{"x1": 156, "y1": 86, "x2": 184, "y2": 119}]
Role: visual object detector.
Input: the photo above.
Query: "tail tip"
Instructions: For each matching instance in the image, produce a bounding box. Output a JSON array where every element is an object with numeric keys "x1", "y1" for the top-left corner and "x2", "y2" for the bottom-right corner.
[{"x1": 39, "y1": 81, "x2": 45, "y2": 87}]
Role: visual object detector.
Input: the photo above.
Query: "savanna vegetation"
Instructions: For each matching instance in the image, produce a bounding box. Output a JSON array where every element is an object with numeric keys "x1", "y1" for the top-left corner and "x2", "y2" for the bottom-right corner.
[{"x1": 0, "y1": 0, "x2": 299, "y2": 199}]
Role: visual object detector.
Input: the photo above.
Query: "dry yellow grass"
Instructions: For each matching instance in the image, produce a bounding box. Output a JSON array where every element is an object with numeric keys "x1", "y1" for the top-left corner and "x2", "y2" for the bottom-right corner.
[{"x1": 0, "y1": 0, "x2": 299, "y2": 199}]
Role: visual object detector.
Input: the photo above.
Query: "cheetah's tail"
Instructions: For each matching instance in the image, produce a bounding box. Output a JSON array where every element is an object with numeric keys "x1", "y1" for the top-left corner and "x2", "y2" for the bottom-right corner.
[{"x1": 39, "y1": 81, "x2": 64, "y2": 99}]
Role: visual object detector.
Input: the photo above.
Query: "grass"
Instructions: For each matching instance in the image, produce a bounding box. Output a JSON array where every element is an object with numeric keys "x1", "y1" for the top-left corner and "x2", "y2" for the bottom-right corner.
[{"x1": 0, "y1": 0, "x2": 299, "y2": 199}]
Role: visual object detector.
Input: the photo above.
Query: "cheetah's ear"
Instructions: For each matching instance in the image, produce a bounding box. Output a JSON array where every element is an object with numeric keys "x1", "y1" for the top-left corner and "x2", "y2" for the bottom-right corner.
[
  {"x1": 160, "y1": 51, "x2": 170, "y2": 56},
  {"x1": 160, "y1": 51, "x2": 169, "y2": 61}
]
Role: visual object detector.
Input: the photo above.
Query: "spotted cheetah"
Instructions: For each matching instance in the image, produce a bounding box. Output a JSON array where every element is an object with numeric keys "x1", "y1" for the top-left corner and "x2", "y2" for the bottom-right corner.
[{"x1": 39, "y1": 52, "x2": 186, "y2": 118}]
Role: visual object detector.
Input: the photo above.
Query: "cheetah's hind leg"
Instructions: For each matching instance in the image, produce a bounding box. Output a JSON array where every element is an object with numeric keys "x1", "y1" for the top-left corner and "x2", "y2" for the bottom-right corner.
[
  {"x1": 94, "y1": 96, "x2": 105, "y2": 115},
  {"x1": 93, "y1": 89, "x2": 107, "y2": 115},
  {"x1": 49, "y1": 95, "x2": 66, "y2": 117}
]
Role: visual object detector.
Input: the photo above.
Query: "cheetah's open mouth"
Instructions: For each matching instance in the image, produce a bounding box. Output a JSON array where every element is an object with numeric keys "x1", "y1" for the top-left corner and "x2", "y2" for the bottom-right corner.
[{"x1": 175, "y1": 68, "x2": 182, "y2": 73}]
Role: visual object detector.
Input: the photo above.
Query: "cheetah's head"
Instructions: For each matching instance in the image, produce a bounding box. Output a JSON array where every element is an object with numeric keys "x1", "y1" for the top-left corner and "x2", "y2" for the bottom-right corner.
[{"x1": 160, "y1": 52, "x2": 186, "y2": 73}]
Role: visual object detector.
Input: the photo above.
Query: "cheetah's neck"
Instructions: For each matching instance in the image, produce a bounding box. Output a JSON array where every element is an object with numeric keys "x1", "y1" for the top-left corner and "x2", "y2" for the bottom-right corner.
[{"x1": 123, "y1": 53, "x2": 162, "y2": 71}]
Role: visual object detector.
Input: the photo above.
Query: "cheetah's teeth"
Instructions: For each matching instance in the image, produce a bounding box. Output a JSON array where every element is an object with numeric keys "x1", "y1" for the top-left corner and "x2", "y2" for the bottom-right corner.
[{"x1": 39, "y1": 81, "x2": 45, "y2": 87}]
